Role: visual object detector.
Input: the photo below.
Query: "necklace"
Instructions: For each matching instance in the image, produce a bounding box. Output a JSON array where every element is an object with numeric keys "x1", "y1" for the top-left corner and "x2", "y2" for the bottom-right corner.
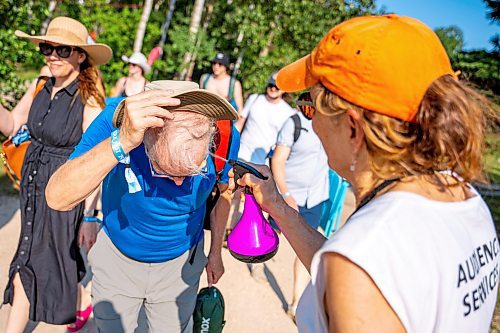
[{"x1": 348, "y1": 177, "x2": 402, "y2": 220}]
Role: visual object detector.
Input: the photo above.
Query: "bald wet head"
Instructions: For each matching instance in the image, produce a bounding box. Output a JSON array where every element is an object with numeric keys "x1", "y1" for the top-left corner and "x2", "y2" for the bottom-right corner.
[{"x1": 143, "y1": 111, "x2": 216, "y2": 178}]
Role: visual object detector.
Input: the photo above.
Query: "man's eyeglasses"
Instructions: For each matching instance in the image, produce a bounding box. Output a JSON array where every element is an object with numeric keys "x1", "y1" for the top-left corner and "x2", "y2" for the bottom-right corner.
[
  {"x1": 39, "y1": 42, "x2": 76, "y2": 58},
  {"x1": 148, "y1": 157, "x2": 209, "y2": 179},
  {"x1": 267, "y1": 84, "x2": 279, "y2": 90},
  {"x1": 296, "y1": 92, "x2": 315, "y2": 120}
]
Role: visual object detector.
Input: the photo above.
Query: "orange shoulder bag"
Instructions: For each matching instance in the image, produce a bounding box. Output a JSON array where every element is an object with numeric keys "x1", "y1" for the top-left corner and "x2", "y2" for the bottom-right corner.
[{"x1": 1, "y1": 77, "x2": 48, "y2": 190}]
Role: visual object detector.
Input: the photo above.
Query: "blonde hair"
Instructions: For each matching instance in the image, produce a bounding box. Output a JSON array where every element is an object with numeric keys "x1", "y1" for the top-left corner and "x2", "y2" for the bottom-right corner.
[
  {"x1": 316, "y1": 75, "x2": 492, "y2": 184},
  {"x1": 143, "y1": 111, "x2": 216, "y2": 176}
]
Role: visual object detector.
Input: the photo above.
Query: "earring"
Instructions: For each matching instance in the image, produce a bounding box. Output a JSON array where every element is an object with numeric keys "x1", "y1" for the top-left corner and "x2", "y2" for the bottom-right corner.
[{"x1": 349, "y1": 158, "x2": 357, "y2": 172}]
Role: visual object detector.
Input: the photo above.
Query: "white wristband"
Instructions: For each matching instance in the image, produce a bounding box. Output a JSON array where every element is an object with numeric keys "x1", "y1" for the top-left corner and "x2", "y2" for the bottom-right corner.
[{"x1": 281, "y1": 192, "x2": 291, "y2": 198}]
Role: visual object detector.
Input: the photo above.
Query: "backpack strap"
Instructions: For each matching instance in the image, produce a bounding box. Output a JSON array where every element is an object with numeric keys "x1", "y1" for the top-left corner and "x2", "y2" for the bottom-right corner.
[
  {"x1": 239, "y1": 94, "x2": 261, "y2": 134},
  {"x1": 291, "y1": 114, "x2": 302, "y2": 143},
  {"x1": 34, "y1": 76, "x2": 49, "y2": 98},
  {"x1": 201, "y1": 74, "x2": 210, "y2": 89},
  {"x1": 228, "y1": 76, "x2": 235, "y2": 100}
]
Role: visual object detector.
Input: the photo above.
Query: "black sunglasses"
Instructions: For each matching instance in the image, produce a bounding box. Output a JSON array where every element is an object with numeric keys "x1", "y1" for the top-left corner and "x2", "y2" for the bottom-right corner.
[
  {"x1": 296, "y1": 92, "x2": 315, "y2": 120},
  {"x1": 267, "y1": 84, "x2": 279, "y2": 90},
  {"x1": 39, "y1": 42, "x2": 76, "y2": 58}
]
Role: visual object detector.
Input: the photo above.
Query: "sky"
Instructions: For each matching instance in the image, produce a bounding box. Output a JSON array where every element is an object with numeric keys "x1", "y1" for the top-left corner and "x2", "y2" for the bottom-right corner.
[{"x1": 377, "y1": 0, "x2": 498, "y2": 51}]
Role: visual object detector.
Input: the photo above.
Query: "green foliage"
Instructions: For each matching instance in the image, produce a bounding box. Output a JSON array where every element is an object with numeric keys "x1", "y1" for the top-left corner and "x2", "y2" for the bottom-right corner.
[
  {"x1": 199, "y1": 0, "x2": 376, "y2": 94},
  {"x1": 484, "y1": 0, "x2": 500, "y2": 23},
  {"x1": 0, "y1": 1, "x2": 46, "y2": 109},
  {"x1": 484, "y1": 0, "x2": 499, "y2": 52},
  {"x1": 434, "y1": 25, "x2": 499, "y2": 98},
  {"x1": 0, "y1": 0, "x2": 378, "y2": 100},
  {"x1": 434, "y1": 26, "x2": 464, "y2": 61},
  {"x1": 455, "y1": 50, "x2": 500, "y2": 96}
]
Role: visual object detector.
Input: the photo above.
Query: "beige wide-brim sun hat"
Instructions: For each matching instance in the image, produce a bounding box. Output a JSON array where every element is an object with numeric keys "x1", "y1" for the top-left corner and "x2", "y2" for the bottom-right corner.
[
  {"x1": 112, "y1": 80, "x2": 239, "y2": 128},
  {"x1": 15, "y1": 16, "x2": 112, "y2": 66}
]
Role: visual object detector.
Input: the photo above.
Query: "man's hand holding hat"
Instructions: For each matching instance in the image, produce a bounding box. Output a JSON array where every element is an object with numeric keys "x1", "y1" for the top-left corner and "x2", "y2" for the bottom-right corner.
[
  {"x1": 114, "y1": 80, "x2": 239, "y2": 154},
  {"x1": 119, "y1": 91, "x2": 179, "y2": 154}
]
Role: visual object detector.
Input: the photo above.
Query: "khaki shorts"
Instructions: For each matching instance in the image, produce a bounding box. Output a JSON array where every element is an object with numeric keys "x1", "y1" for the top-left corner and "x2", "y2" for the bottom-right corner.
[{"x1": 88, "y1": 231, "x2": 207, "y2": 333}]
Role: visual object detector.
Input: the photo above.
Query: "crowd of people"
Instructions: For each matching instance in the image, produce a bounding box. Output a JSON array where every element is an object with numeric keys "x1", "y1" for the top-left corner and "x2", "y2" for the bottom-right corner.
[{"x1": 0, "y1": 12, "x2": 498, "y2": 333}]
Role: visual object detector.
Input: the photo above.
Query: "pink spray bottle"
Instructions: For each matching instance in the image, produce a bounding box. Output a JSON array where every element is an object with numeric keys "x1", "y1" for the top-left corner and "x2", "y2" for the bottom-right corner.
[{"x1": 227, "y1": 160, "x2": 280, "y2": 263}]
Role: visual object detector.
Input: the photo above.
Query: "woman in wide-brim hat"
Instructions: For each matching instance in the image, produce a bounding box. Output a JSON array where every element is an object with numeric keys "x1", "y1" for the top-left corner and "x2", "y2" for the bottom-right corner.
[
  {"x1": 0, "y1": 16, "x2": 111, "y2": 333},
  {"x1": 112, "y1": 51, "x2": 150, "y2": 97}
]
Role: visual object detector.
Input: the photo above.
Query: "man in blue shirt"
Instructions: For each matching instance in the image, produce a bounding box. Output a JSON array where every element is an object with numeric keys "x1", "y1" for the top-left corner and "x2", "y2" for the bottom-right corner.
[{"x1": 46, "y1": 81, "x2": 239, "y2": 333}]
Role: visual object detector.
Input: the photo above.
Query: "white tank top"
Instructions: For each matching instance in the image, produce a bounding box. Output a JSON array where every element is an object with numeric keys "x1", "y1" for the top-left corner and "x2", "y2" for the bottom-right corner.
[{"x1": 297, "y1": 190, "x2": 499, "y2": 333}]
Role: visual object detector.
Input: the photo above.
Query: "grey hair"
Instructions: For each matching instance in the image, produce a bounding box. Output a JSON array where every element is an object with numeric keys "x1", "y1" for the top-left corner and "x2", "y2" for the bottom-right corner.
[{"x1": 143, "y1": 111, "x2": 216, "y2": 177}]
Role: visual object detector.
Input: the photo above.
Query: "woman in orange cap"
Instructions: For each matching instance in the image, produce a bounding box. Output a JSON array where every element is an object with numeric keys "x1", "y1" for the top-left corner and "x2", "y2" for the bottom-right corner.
[
  {"x1": 0, "y1": 17, "x2": 111, "y2": 332},
  {"x1": 230, "y1": 14, "x2": 498, "y2": 332}
]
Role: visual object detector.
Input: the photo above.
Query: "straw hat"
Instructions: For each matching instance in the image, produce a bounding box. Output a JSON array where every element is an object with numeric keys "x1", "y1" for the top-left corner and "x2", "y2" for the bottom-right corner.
[
  {"x1": 112, "y1": 80, "x2": 239, "y2": 128},
  {"x1": 121, "y1": 52, "x2": 151, "y2": 74},
  {"x1": 15, "y1": 16, "x2": 112, "y2": 66}
]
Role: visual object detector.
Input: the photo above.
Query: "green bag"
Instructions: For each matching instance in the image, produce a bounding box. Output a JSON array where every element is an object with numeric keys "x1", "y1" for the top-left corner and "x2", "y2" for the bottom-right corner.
[{"x1": 193, "y1": 286, "x2": 225, "y2": 333}]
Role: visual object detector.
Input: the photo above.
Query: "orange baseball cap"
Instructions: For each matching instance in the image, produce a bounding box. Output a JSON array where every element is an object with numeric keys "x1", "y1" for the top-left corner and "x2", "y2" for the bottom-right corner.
[{"x1": 276, "y1": 14, "x2": 455, "y2": 122}]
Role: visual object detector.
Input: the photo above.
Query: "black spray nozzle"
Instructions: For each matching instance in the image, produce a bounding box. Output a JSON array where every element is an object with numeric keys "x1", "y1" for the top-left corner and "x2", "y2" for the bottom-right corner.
[{"x1": 229, "y1": 159, "x2": 268, "y2": 193}]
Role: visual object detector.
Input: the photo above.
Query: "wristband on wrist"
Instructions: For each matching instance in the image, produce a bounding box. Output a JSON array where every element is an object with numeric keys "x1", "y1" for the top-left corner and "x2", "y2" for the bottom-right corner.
[
  {"x1": 82, "y1": 216, "x2": 101, "y2": 223},
  {"x1": 110, "y1": 129, "x2": 128, "y2": 161},
  {"x1": 281, "y1": 192, "x2": 291, "y2": 198}
]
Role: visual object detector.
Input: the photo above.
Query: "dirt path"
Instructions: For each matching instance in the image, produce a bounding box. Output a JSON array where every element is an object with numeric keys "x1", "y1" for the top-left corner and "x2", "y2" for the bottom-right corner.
[{"x1": 0, "y1": 195, "x2": 299, "y2": 333}]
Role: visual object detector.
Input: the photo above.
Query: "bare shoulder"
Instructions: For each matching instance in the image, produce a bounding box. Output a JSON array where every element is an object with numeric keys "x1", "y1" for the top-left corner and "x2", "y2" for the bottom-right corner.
[
  {"x1": 323, "y1": 252, "x2": 405, "y2": 333},
  {"x1": 82, "y1": 97, "x2": 102, "y2": 130},
  {"x1": 115, "y1": 77, "x2": 126, "y2": 85}
]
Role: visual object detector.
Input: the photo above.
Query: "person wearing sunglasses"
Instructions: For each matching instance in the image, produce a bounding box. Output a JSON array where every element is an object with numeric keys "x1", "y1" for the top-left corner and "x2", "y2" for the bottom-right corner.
[
  {"x1": 235, "y1": 72, "x2": 295, "y2": 166},
  {"x1": 46, "y1": 80, "x2": 240, "y2": 333},
  {"x1": 230, "y1": 15, "x2": 498, "y2": 333},
  {"x1": 270, "y1": 94, "x2": 331, "y2": 321},
  {"x1": 0, "y1": 17, "x2": 111, "y2": 333},
  {"x1": 112, "y1": 52, "x2": 150, "y2": 98},
  {"x1": 230, "y1": 72, "x2": 295, "y2": 280}
]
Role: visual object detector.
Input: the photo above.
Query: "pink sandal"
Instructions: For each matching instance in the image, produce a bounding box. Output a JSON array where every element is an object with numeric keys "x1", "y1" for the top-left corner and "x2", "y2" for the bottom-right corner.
[{"x1": 67, "y1": 304, "x2": 92, "y2": 332}]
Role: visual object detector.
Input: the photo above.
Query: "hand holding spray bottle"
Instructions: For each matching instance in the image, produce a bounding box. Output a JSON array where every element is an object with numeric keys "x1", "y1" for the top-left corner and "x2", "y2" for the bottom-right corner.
[{"x1": 226, "y1": 159, "x2": 280, "y2": 263}]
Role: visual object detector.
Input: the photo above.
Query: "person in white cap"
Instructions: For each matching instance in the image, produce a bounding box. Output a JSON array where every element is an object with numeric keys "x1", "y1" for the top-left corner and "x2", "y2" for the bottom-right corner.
[
  {"x1": 112, "y1": 52, "x2": 150, "y2": 97},
  {"x1": 0, "y1": 16, "x2": 112, "y2": 333},
  {"x1": 46, "y1": 81, "x2": 240, "y2": 333}
]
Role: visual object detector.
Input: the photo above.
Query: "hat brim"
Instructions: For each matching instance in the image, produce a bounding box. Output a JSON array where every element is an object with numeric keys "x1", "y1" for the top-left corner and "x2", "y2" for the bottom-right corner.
[
  {"x1": 121, "y1": 55, "x2": 151, "y2": 74},
  {"x1": 112, "y1": 87, "x2": 239, "y2": 128},
  {"x1": 211, "y1": 58, "x2": 229, "y2": 68},
  {"x1": 15, "y1": 30, "x2": 112, "y2": 66},
  {"x1": 276, "y1": 55, "x2": 319, "y2": 92}
]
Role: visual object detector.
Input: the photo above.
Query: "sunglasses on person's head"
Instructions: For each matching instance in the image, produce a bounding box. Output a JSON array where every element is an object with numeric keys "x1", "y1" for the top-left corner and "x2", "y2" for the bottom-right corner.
[
  {"x1": 39, "y1": 42, "x2": 76, "y2": 58},
  {"x1": 296, "y1": 92, "x2": 315, "y2": 120}
]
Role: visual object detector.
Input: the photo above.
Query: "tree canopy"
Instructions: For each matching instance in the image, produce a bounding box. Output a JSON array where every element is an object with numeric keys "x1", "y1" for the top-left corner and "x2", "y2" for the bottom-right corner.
[
  {"x1": 0, "y1": 0, "x2": 497, "y2": 108},
  {"x1": 0, "y1": 0, "x2": 378, "y2": 106}
]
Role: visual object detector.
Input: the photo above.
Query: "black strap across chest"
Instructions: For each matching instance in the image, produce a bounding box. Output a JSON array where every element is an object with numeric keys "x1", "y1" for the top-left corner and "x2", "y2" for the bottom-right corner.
[{"x1": 348, "y1": 178, "x2": 401, "y2": 221}]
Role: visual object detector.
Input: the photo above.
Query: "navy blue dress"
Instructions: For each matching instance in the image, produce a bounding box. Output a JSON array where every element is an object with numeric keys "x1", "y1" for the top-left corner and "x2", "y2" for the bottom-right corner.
[{"x1": 3, "y1": 77, "x2": 86, "y2": 324}]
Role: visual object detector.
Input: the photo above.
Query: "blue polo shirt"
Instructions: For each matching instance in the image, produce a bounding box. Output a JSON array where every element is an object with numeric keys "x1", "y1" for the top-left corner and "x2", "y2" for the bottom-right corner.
[{"x1": 70, "y1": 99, "x2": 240, "y2": 262}]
